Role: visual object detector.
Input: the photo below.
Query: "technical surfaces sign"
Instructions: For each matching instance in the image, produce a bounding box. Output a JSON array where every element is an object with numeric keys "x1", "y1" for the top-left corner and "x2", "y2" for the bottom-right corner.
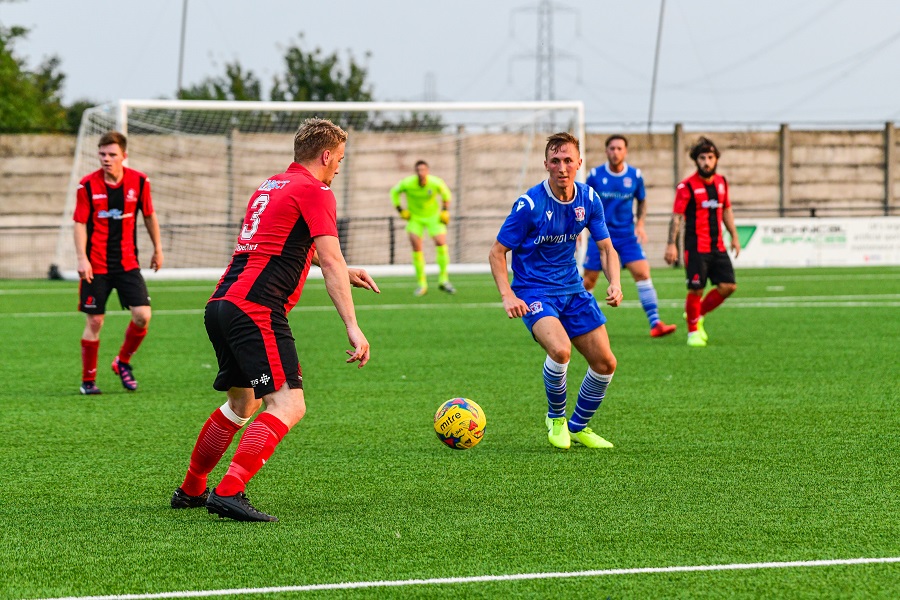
[{"x1": 732, "y1": 217, "x2": 900, "y2": 267}]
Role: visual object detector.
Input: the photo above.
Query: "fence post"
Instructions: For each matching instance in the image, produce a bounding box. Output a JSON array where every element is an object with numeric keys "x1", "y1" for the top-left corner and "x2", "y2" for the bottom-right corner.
[
  {"x1": 453, "y1": 125, "x2": 465, "y2": 262},
  {"x1": 779, "y1": 123, "x2": 791, "y2": 217},
  {"x1": 886, "y1": 122, "x2": 895, "y2": 217},
  {"x1": 673, "y1": 123, "x2": 683, "y2": 187}
]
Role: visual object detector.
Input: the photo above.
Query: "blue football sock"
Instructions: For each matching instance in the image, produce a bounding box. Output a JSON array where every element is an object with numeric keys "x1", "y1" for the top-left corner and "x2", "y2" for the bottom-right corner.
[
  {"x1": 569, "y1": 368, "x2": 612, "y2": 432},
  {"x1": 636, "y1": 278, "x2": 660, "y2": 328},
  {"x1": 543, "y1": 356, "x2": 568, "y2": 418}
]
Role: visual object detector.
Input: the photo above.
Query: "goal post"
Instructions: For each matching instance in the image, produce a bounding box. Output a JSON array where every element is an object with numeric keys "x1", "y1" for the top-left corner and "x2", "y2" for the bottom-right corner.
[{"x1": 54, "y1": 99, "x2": 585, "y2": 280}]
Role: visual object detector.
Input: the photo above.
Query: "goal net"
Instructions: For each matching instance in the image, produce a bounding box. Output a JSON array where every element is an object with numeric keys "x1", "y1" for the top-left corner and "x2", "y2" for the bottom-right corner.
[{"x1": 54, "y1": 100, "x2": 585, "y2": 280}]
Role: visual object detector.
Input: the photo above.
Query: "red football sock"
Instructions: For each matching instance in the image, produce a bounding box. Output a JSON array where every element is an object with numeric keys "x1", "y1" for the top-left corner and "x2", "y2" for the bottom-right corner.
[
  {"x1": 701, "y1": 289, "x2": 726, "y2": 316},
  {"x1": 181, "y1": 408, "x2": 243, "y2": 496},
  {"x1": 118, "y1": 321, "x2": 147, "y2": 363},
  {"x1": 685, "y1": 294, "x2": 702, "y2": 333},
  {"x1": 216, "y1": 412, "x2": 289, "y2": 497},
  {"x1": 81, "y1": 339, "x2": 99, "y2": 382}
]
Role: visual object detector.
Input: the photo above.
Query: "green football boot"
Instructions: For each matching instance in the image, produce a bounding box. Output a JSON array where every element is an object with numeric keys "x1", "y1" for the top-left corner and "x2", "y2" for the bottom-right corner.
[
  {"x1": 570, "y1": 427, "x2": 614, "y2": 449},
  {"x1": 545, "y1": 416, "x2": 571, "y2": 449},
  {"x1": 696, "y1": 315, "x2": 709, "y2": 342},
  {"x1": 687, "y1": 331, "x2": 707, "y2": 347}
]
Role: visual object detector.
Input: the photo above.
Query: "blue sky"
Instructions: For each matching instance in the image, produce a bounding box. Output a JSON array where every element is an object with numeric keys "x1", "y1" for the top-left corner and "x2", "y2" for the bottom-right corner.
[{"x1": 4, "y1": 0, "x2": 900, "y2": 128}]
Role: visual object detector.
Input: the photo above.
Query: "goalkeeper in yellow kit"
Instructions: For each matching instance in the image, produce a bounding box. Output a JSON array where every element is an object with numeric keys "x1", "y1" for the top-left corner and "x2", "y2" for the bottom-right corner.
[{"x1": 390, "y1": 160, "x2": 456, "y2": 296}]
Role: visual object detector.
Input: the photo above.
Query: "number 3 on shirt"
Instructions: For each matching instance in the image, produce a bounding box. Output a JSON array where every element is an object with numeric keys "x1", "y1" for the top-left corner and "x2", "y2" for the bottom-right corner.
[{"x1": 240, "y1": 195, "x2": 269, "y2": 241}]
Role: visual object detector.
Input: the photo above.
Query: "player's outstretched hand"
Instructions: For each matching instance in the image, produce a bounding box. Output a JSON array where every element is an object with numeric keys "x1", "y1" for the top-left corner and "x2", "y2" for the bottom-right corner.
[
  {"x1": 348, "y1": 267, "x2": 381, "y2": 293},
  {"x1": 345, "y1": 324, "x2": 370, "y2": 368},
  {"x1": 605, "y1": 284, "x2": 623, "y2": 307},
  {"x1": 502, "y1": 294, "x2": 530, "y2": 319}
]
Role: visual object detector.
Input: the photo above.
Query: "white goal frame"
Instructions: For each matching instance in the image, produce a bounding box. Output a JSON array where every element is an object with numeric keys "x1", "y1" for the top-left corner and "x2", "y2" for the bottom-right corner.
[{"x1": 55, "y1": 99, "x2": 585, "y2": 281}]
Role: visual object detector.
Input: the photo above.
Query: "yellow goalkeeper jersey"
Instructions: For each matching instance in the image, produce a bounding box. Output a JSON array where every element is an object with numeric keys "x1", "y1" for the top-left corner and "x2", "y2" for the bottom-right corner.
[{"x1": 390, "y1": 175, "x2": 451, "y2": 219}]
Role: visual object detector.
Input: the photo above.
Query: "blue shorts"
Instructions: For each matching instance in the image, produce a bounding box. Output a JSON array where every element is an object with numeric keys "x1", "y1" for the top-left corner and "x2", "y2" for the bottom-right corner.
[
  {"x1": 518, "y1": 289, "x2": 607, "y2": 339},
  {"x1": 584, "y1": 232, "x2": 647, "y2": 271}
]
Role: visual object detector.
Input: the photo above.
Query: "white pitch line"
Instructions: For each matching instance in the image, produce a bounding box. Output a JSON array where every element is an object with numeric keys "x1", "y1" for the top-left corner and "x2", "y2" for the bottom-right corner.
[
  {"x1": 3, "y1": 296, "x2": 900, "y2": 319},
  {"x1": 29, "y1": 556, "x2": 900, "y2": 600}
]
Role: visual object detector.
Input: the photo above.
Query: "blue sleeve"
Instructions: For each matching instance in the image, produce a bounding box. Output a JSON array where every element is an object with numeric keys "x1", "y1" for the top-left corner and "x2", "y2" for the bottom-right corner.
[
  {"x1": 587, "y1": 195, "x2": 610, "y2": 242},
  {"x1": 496, "y1": 196, "x2": 532, "y2": 249},
  {"x1": 635, "y1": 168, "x2": 646, "y2": 201}
]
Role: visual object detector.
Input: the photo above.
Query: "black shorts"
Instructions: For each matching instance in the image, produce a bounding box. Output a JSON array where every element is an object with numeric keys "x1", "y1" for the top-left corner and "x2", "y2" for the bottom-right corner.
[
  {"x1": 683, "y1": 250, "x2": 736, "y2": 290},
  {"x1": 204, "y1": 299, "x2": 302, "y2": 398},
  {"x1": 79, "y1": 269, "x2": 150, "y2": 314}
]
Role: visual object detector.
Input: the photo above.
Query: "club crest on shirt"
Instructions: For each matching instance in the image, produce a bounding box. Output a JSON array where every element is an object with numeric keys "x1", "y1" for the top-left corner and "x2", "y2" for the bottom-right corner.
[
  {"x1": 529, "y1": 301, "x2": 543, "y2": 315},
  {"x1": 574, "y1": 206, "x2": 585, "y2": 221},
  {"x1": 127, "y1": 189, "x2": 136, "y2": 201},
  {"x1": 623, "y1": 177, "x2": 632, "y2": 188}
]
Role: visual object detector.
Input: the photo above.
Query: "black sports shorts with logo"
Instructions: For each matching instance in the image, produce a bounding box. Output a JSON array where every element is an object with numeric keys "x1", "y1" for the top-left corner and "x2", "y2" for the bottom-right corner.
[
  {"x1": 683, "y1": 250, "x2": 736, "y2": 290},
  {"x1": 204, "y1": 298, "x2": 303, "y2": 398},
  {"x1": 78, "y1": 269, "x2": 150, "y2": 314}
]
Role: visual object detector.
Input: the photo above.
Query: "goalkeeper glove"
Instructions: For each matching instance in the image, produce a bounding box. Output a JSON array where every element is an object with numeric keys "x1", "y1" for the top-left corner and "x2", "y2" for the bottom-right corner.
[
  {"x1": 439, "y1": 210, "x2": 450, "y2": 225},
  {"x1": 397, "y1": 207, "x2": 411, "y2": 220}
]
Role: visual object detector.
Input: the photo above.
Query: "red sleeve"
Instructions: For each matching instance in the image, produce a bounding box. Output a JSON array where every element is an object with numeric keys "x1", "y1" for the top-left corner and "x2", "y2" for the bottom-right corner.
[
  {"x1": 300, "y1": 186, "x2": 339, "y2": 238},
  {"x1": 141, "y1": 177, "x2": 155, "y2": 216},
  {"x1": 73, "y1": 180, "x2": 90, "y2": 223},
  {"x1": 673, "y1": 180, "x2": 691, "y2": 214}
]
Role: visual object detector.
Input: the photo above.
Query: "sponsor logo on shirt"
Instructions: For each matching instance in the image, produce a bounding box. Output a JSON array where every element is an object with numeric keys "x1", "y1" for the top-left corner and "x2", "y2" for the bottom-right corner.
[
  {"x1": 534, "y1": 233, "x2": 579, "y2": 245},
  {"x1": 92, "y1": 194, "x2": 107, "y2": 199},
  {"x1": 97, "y1": 208, "x2": 134, "y2": 220},
  {"x1": 701, "y1": 199, "x2": 721, "y2": 209},
  {"x1": 258, "y1": 179, "x2": 289, "y2": 191},
  {"x1": 574, "y1": 207, "x2": 585, "y2": 221},
  {"x1": 529, "y1": 301, "x2": 543, "y2": 315},
  {"x1": 235, "y1": 243, "x2": 258, "y2": 252}
]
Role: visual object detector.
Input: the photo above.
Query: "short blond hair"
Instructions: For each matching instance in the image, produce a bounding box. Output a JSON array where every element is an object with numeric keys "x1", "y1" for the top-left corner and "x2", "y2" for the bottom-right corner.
[
  {"x1": 545, "y1": 132, "x2": 580, "y2": 158},
  {"x1": 293, "y1": 118, "x2": 348, "y2": 163}
]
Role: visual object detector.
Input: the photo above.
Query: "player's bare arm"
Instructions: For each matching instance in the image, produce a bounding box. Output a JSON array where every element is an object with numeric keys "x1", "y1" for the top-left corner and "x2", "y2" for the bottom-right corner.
[
  {"x1": 73, "y1": 222, "x2": 93, "y2": 283},
  {"x1": 314, "y1": 235, "x2": 371, "y2": 368},
  {"x1": 488, "y1": 240, "x2": 530, "y2": 319},
  {"x1": 144, "y1": 213, "x2": 164, "y2": 271},
  {"x1": 664, "y1": 213, "x2": 684, "y2": 264},
  {"x1": 634, "y1": 199, "x2": 648, "y2": 244},
  {"x1": 597, "y1": 237, "x2": 623, "y2": 307},
  {"x1": 723, "y1": 207, "x2": 741, "y2": 257}
]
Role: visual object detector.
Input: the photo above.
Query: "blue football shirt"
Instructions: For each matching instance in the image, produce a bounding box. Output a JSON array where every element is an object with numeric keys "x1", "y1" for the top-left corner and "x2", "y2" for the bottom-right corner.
[
  {"x1": 585, "y1": 163, "x2": 645, "y2": 234},
  {"x1": 497, "y1": 180, "x2": 609, "y2": 294}
]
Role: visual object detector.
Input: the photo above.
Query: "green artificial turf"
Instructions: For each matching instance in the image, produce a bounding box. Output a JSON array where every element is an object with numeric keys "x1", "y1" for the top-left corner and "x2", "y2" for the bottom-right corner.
[{"x1": 0, "y1": 267, "x2": 898, "y2": 599}]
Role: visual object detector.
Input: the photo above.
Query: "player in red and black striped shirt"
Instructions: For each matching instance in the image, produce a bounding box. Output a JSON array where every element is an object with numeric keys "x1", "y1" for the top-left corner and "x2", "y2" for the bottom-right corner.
[
  {"x1": 172, "y1": 118, "x2": 380, "y2": 522},
  {"x1": 73, "y1": 131, "x2": 163, "y2": 394},
  {"x1": 665, "y1": 137, "x2": 740, "y2": 347}
]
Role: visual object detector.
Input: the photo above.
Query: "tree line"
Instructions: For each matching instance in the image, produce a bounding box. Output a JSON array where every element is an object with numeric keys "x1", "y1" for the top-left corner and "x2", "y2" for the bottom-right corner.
[{"x1": 0, "y1": 24, "x2": 374, "y2": 133}]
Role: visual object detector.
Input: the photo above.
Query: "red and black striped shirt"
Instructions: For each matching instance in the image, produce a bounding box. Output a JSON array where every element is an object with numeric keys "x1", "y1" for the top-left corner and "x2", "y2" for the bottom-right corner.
[
  {"x1": 73, "y1": 168, "x2": 154, "y2": 274},
  {"x1": 673, "y1": 172, "x2": 731, "y2": 253},
  {"x1": 210, "y1": 163, "x2": 339, "y2": 315}
]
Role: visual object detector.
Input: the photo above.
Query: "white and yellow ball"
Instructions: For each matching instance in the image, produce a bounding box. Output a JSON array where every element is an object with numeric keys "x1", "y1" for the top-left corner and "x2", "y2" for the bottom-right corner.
[{"x1": 434, "y1": 398, "x2": 486, "y2": 450}]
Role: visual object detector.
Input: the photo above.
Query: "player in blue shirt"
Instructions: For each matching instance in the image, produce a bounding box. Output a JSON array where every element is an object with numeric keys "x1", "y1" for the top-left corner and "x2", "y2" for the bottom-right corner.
[
  {"x1": 584, "y1": 135, "x2": 677, "y2": 338},
  {"x1": 489, "y1": 132, "x2": 623, "y2": 450}
]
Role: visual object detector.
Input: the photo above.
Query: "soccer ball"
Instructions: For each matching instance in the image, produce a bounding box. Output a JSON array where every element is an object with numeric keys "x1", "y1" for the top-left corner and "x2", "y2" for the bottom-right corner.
[{"x1": 434, "y1": 398, "x2": 486, "y2": 450}]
